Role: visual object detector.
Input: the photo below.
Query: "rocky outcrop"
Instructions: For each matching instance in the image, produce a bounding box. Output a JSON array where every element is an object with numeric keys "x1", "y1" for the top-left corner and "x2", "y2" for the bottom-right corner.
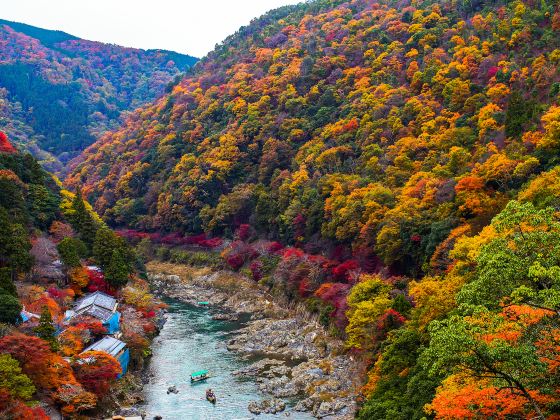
[
  {"x1": 147, "y1": 266, "x2": 360, "y2": 419},
  {"x1": 248, "y1": 398, "x2": 286, "y2": 415}
]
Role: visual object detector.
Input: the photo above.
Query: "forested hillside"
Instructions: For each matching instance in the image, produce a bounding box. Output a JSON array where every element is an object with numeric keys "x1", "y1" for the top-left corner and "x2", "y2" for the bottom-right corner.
[
  {"x1": 0, "y1": 19, "x2": 197, "y2": 171},
  {"x1": 68, "y1": 0, "x2": 560, "y2": 418},
  {"x1": 0, "y1": 132, "x2": 160, "y2": 418}
]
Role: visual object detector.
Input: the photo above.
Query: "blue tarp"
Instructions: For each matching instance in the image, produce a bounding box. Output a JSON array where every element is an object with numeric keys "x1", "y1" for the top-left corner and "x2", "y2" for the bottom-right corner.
[
  {"x1": 103, "y1": 311, "x2": 121, "y2": 334},
  {"x1": 118, "y1": 348, "x2": 130, "y2": 377},
  {"x1": 82, "y1": 336, "x2": 129, "y2": 378}
]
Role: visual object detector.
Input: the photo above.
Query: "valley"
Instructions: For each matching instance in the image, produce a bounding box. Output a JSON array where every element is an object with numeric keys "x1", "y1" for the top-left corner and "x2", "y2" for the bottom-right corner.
[
  {"x1": 0, "y1": 19, "x2": 197, "y2": 171},
  {"x1": 144, "y1": 262, "x2": 359, "y2": 419},
  {"x1": 1, "y1": 0, "x2": 560, "y2": 419}
]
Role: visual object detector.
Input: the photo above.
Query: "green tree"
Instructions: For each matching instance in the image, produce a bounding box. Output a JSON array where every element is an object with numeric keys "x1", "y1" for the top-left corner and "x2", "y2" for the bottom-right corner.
[
  {"x1": 93, "y1": 228, "x2": 122, "y2": 270},
  {"x1": 0, "y1": 294, "x2": 22, "y2": 324},
  {"x1": 0, "y1": 353, "x2": 35, "y2": 400},
  {"x1": 135, "y1": 237, "x2": 154, "y2": 260},
  {"x1": 27, "y1": 184, "x2": 60, "y2": 230},
  {"x1": 57, "y1": 237, "x2": 87, "y2": 268},
  {"x1": 345, "y1": 275, "x2": 392, "y2": 350},
  {"x1": 458, "y1": 201, "x2": 560, "y2": 312},
  {"x1": 34, "y1": 306, "x2": 58, "y2": 351},
  {"x1": 0, "y1": 173, "x2": 27, "y2": 223},
  {"x1": 358, "y1": 328, "x2": 439, "y2": 420},
  {"x1": 422, "y1": 309, "x2": 548, "y2": 419},
  {"x1": 70, "y1": 187, "x2": 98, "y2": 248},
  {"x1": 0, "y1": 209, "x2": 33, "y2": 277},
  {"x1": 7, "y1": 224, "x2": 34, "y2": 274},
  {"x1": 105, "y1": 248, "x2": 130, "y2": 288},
  {"x1": 0, "y1": 268, "x2": 17, "y2": 297}
]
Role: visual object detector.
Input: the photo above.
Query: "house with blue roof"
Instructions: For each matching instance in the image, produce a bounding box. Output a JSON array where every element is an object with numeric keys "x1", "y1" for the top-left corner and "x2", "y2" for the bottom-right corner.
[
  {"x1": 66, "y1": 291, "x2": 121, "y2": 334},
  {"x1": 81, "y1": 336, "x2": 130, "y2": 377}
]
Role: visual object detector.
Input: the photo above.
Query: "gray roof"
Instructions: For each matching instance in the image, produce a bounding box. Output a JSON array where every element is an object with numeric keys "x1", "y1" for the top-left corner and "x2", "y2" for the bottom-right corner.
[
  {"x1": 74, "y1": 291, "x2": 117, "y2": 322},
  {"x1": 83, "y1": 336, "x2": 126, "y2": 357}
]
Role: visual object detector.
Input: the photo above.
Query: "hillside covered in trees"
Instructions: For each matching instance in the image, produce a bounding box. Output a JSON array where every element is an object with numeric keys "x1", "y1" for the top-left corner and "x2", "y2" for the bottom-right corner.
[
  {"x1": 0, "y1": 19, "x2": 197, "y2": 171},
  {"x1": 67, "y1": 0, "x2": 560, "y2": 418},
  {"x1": 0, "y1": 131, "x2": 162, "y2": 418}
]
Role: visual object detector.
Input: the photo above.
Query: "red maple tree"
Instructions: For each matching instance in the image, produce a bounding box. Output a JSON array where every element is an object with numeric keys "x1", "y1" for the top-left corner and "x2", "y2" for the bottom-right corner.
[{"x1": 0, "y1": 132, "x2": 16, "y2": 154}]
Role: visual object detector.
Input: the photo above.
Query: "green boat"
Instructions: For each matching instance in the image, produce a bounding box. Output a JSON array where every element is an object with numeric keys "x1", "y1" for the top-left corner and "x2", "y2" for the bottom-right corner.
[
  {"x1": 197, "y1": 301, "x2": 209, "y2": 305},
  {"x1": 191, "y1": 370, "x2": 210, "y2": 382}
]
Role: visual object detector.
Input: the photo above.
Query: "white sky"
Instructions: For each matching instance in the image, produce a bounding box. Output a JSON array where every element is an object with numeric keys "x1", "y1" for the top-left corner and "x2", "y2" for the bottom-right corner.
[{"x1": 1, "y1": 0, "x2": 303, "y2": 58}]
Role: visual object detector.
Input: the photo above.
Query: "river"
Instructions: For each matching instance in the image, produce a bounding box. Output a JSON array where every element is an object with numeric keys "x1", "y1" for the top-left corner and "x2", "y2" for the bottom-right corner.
[{"x1": 139, "y1": 298, "x2": 315, "y2": 419}]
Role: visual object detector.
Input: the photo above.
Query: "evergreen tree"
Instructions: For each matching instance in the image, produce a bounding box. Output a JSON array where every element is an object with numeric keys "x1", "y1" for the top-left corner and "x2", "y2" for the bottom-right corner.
[
  {"x1": 0, "y1": 268, "x2": 17, "y2": 297},
  {"x1": 0, "y1": 294, "x2": 22, "y2": 324},
  {"x1": 27, "y1": 184, "x2": 60, "y2": 230},
  {"x1": 70, "y1": 187, "x2": 98, "y2": 248},
  {"x1": 34, "y1": 306, "x2": 58, "y2": 351},
  {"x1": 7, "y1": 224, "x2": 34, "y2": 274},
  {"x1": 57, "y1": 237, "x2": 86, "y2": 268},
  {"x1": 93, "y1": 228, "x2": 121, "y2": 270},
  {"x1": 105, "y1": 248, "x2": 130, "y2": 288},
  {"x1": 0, "y1": 207, "x2": 12, "y2": 267},
  {"x1": 0, "y1": 173, "x2": 27, "y2": 224},
  {"x1": 0, "y1": 208, "x2": 33, "y2": 277}
]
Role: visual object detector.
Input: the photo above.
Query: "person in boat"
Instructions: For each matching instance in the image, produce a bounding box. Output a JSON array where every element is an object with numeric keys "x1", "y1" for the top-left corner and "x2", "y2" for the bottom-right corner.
[{"x1": 206, "y1": 388, "x2": 215, "y2": 400}]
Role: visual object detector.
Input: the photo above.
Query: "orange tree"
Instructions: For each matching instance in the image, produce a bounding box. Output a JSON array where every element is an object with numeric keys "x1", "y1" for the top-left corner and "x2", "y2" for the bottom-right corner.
[{"x1": 72, "y1": 350, "x2": 121, "y2": 398}]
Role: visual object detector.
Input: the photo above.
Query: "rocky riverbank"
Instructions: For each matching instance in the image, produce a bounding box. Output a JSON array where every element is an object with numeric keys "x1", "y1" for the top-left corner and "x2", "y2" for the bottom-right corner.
[{"x1": 146, "y1": 262, "x2": 360, "y2": 419}]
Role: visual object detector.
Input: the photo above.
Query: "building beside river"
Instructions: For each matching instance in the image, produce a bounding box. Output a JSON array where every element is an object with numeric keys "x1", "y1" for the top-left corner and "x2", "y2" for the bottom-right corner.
[
  {"x1": 66, "y1": 290, "x2": 121, "y2": 334},
  {"x1": 82, "y1": 336, "x2": 130, "y2": 376}
]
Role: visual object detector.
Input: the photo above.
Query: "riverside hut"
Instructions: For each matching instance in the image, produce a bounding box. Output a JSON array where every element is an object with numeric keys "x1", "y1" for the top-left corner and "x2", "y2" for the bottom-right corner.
[
  {"x1": 82, "y1": 336, "x2": 130, "y2": 377},
  {"x1": 66, "y1": 291, "x2": 121, "y2": 334}
]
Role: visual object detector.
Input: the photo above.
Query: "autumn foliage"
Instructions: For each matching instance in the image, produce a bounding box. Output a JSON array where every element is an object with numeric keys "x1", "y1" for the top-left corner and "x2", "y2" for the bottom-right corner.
[
  {"x1": 0, "y1": 131, "x2": 16, "y2": 154},
  {"x1": 72, "y1": 351, "x2": 121, "y2": 397},
  {"x1": 29, "y1": 0, "x2": 560, "y2": 418}
]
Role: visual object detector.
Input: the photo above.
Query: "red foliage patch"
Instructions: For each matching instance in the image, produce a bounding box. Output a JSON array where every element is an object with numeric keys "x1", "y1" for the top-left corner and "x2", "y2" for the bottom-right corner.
[
  {"x1": 237, "y1": 224, "x2": 251, "y2": 241},
  {"x1": 86, "y1": 268, "x2": 114, "y2": 295},
  {"x1": 374, "y1": 309, "x2": 406, "y2": 343},
  {"x1": 249, "y1": 260, "x2": 263, "y2": 281},
  {"x1": 282, "y1": 247, "x2": 305, "y2": 259},
  {"x1": 332, "y1": 259, "x2": 360, "y2": 282},
  {"x1": 226, "y1": 254, "x2": 245, "y2": 270},
  {"x1": 72, "y1": 351, "x2": 121, "y2": 397},
  {"x1": 487, "y1": 66, "x2": 499, "y2": 78},
  {"x1": 0, "y1": 389, "x2": 48, "y2": 420},
  {"x1": 266, "y1": 241, "x2": 284, "y2": 254},
  {"x1": 198, "y1": 237, "x2": 223, "y2": 248},
  {"x1": 0, "y1": 131, "x2": 16, "y2": 154},
  {"x1": 314, "y1": 282, "x2": 351, "y2": 329}
]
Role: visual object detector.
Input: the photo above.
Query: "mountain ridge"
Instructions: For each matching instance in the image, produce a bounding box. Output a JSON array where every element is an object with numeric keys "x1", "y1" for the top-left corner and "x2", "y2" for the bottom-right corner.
[{"x1": 0, "y1": 18, "x2": 198, "y2": 171}]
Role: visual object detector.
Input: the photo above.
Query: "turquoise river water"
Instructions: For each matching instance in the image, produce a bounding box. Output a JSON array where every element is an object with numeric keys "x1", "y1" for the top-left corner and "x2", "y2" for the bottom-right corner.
[{"x1": 140, "y1": 298, "x2": 314, "y2": 420}]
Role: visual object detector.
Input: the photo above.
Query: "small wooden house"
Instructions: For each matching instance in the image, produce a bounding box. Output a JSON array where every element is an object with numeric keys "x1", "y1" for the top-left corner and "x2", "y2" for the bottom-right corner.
[
  {"x1": 82, "y1": 336, "x2": 129, "y2": 377},
  {"x1": 66, "y1": 291, "x2": 121, "y2": 334}
]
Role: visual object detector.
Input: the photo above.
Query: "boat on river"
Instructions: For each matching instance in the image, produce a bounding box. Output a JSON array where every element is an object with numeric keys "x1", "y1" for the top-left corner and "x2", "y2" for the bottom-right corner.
[
  {"x1": 206, "y1": 389, "x2": 216, "y2": 404},
  {"x1": 191, "y1": 369, "x2": 210, "y2": 382}
]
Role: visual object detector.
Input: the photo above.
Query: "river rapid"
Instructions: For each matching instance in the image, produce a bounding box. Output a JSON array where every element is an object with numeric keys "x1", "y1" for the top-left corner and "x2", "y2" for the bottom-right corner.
[
  {"x1": 140, "y1": 263, "x2": 359, "y2": 419},
  {"x1": 140, "y1": 298, "x2": 313, "y2": 419}
]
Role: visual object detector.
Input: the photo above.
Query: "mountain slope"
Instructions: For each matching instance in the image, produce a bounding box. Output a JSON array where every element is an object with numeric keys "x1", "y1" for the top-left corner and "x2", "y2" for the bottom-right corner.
[
  {"x1": 68, "y1": 0, "x2": 560, "y2": 417},
  {"x1": 0, "y1": 19, "x2": 198, "y2": 170},
  {"x1": 0, "y1": 129, "x2": 162, "y2": 418},
  {"x1": 69, "y1": 0, "x2": 560, "y2": 261}
]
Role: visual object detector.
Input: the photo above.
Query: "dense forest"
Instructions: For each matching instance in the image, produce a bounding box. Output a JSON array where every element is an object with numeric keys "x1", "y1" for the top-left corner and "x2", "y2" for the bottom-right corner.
[
  {"x1": 0, "y1": 131, "x2": 161, "y2": 418},
  {"x1": 65, "y1": 0, "x2": 560, "y2": 417},
  {"x1": 0, "y1": 19, "x2": 197, "y2": 171}
]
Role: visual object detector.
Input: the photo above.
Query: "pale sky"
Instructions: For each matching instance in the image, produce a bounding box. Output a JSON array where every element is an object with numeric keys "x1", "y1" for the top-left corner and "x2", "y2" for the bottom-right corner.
[{"x1": 1, "y1": 0, "x2": 303, "y2": 58}]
